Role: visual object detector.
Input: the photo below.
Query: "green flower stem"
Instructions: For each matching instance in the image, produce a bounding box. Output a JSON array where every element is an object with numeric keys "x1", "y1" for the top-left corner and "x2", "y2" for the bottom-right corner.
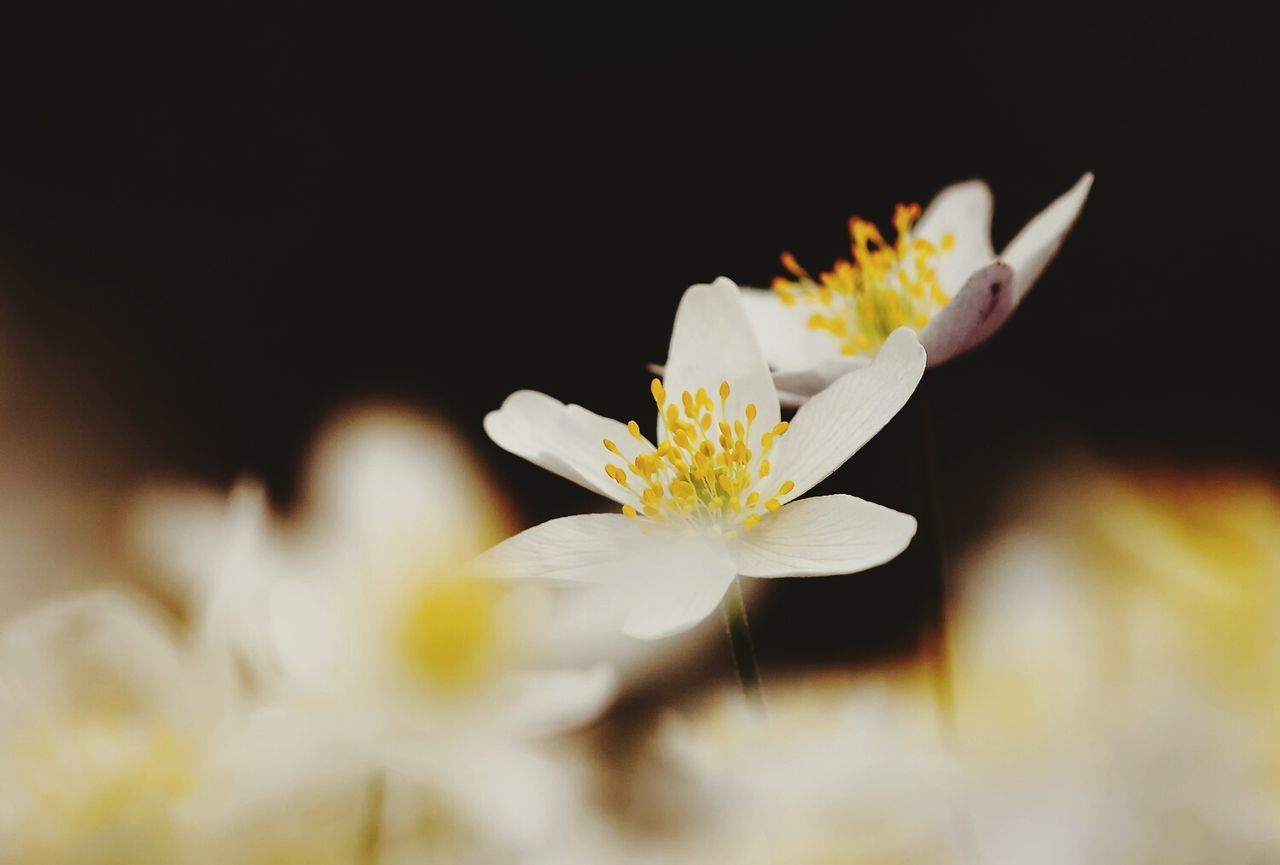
[
  {"x1": 723, "y1": 576, "x2": 765, "y2": 710},
  {"x1": 913, "y1": 381, "x2": 954, "y2": 728}
]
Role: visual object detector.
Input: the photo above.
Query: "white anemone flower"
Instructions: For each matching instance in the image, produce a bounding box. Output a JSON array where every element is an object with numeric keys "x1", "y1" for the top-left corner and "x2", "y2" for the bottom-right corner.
[
  {"x1": 483, "y1": 278, "x2": 924, "y2": 639},
  {"x1": 740, "y1": 173, "x2": 1093, "y2": 404},
  {"x1": 624, "y1": 673, "x2": 962, "y2": 864},
  {"x1": 0, "y1": 591, "x2": 233, "y2": 865},
  {"x1": 126, "y1": 409, "x2": 616, "y2": 857}
]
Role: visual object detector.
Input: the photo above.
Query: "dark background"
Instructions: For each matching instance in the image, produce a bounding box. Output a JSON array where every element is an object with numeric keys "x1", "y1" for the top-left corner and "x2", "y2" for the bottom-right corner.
[{"x1": 0, "y1": 6, "x2": 1274, "y2": 667}]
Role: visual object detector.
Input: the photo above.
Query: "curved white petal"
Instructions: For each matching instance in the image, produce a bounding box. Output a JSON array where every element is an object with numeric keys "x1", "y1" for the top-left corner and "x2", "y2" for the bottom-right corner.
[
  {"x1": 730, "y1": 495, "x2": 917, "y2": 578},
  {"x1": 498, "y1": 664, "x2": 617, "y2": 736},
  {"x1": 304, "y1": 408, "x2": 507, "y2": 563},
  {"x1": 1001, "y1": 172, "x2": 1094, "y2": 301},
  {"x1": 477, "y1": 514, "x2": 738, "y2": 639},
  {"x1": 771, "y1": 328, "x2": 925, "y2": 502},
  {"x1": 917, "y1": 262, "x2": 1017, "y2": 365},
  {"x1": 739, "y1": 286, "x2": 843, "y2": 373},
  {"x1": 484, "y1": 391, "x2": 655, "y2": 506},
  {"x1": 660, "y1": 278, "x2": 780, "y2": 438},
  {"x1": 913, "y1": 179, "x2": 997, "y2": 297},
  {"x1": 771, "y1": 357, "x2": 870, "y2": 407}
]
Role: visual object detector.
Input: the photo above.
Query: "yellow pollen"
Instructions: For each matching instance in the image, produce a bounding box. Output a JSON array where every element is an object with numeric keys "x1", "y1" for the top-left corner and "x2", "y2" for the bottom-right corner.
[
  {"x1": 398, "y1": 574, "x2": 504, "y2": 692},
  {"x1": 604, "y1": 380, "x2": 795, "y2": 529},
  {"x1": 772, "y1": 203, "x2": 955, "y2": 356}
]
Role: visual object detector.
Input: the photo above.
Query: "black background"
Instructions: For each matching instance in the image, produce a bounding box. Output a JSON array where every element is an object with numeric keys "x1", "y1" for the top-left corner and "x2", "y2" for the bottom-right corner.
[{"x1": 0, "y1": 5, "x2": 1274, "y2": 667}]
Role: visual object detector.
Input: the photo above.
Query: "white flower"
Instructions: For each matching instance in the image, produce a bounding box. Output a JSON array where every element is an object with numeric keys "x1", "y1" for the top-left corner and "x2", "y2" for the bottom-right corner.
[
  {"x1": 126, "y1": 406, "x2": 616, "y2": 865},
  {"x1": 622, "y1": 673, "x2": 962, "y2": 864},
  {"x1": 740, "y1": 173, "x2": 1093, "y2": 404},
  {"x1": 0, "y1": 590, "x2": 235, "y2": 865},
  {"x1": 482, "y1": 278, "x2": 923, "y2": 639},
  {"x1": 129, "y1": 408, "x2": 615, "y2": 740}
]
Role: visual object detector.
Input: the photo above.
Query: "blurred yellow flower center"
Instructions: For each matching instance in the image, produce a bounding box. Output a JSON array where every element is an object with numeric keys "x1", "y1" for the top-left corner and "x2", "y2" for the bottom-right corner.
[
  {"x1": 602, "y1": 379, "x2": 794, "y2": 534},
  {"x1": 9, "y1": 712, "x2": 193, "y2": 850},
  {"x1": 772, "y1": 203, "x2": 954, "y2": 356},
  {"x1": 397, "y1": 574, "x2": 505, "y2": 693}
]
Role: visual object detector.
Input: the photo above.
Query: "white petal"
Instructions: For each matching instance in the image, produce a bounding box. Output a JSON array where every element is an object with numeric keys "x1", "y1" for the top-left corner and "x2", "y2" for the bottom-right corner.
[
  {"x1": 660, "y1": 278, "x2": 780, "y2": 437},
  {"x1": 498, "y1": 664, "x2": 617, "y2": 735},
  {"x1": 739, "y1": 286, "x2": 843, "y2": 373},
  {"x1": 917, "y1": 262, "x2": 1016, "y2": 366},
  {"x1": 771, "y1": 357, "x2": 870, "y2": 407},
  {"x1": 771, "y1": 327, "x2": 925, "y2": 501},
  {"x1": 913, "y1": 180, "x2": 996, "y2": 297},
  {"x1": 484, "y1": 390, "x2": 655, "y2": 506},
  {"x1": 730, "y1": 495, "x2": 917, "y2": 578},
  {"x1": 477, "y1": 514, "x2": 738, "y2": 639},
  {"x1": 1001, "y1": 172, "x2": 1094, "y2": 301},
  {"x1": 304, "y1": 407, "x2": 506, "y2": 563}
]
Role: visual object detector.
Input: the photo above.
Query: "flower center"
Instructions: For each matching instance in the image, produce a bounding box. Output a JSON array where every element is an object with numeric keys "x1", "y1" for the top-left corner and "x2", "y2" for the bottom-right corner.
[
  {"x1": 396, "y1": 574, "x2": 505, "y2": 693},
  {"x1": 9, "y1": 712, "x2": 194, "y2": 844},
  {"x1": 602, "y1": 380, "x2": 794, "y2": 535},
  {"x1": 772, "y1": 203, "x2": 955, "y2": 356}
]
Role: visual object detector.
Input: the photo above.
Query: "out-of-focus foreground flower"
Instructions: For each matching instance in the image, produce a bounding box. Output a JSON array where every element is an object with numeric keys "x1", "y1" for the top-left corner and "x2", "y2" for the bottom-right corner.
[
  {"x1": 945, "y1": 468, "x2": 1280, "y2": 864},
  {"x1": 127, "y1": 407, "x2": 617, "y2": 860},
  {"x1": 740, "y1": 174, "x2": 1093, "y2": 403},
  {"x1": 484, "y1": 278, "x2": 924, "y2": 639}
]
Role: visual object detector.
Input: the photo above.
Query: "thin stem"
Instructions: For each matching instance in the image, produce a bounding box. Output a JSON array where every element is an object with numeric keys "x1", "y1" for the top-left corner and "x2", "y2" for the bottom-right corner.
[
  {"x1": 913, "y1": 381, "x2": 954, "y2": 729},
  {"x1": 356, "y1": 771, "x2": 386, "y2": 865},
  {"x1": 722, "y1": 576, "x2": 765, "y2": 710}
]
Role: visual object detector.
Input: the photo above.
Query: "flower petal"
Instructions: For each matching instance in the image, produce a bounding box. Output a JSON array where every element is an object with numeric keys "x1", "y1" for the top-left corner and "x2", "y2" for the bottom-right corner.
[
  {"x1": 771, "y1": 327, "x2": 925, "y2": 502},
  {"x1": 484, "y1": 390, "x2": 656, "y2": 506},
  {"x1": 477, "y1": 514, "x2": 738, "y2": 639},
  {"x1": 660, "y1": 278, "x2": 780, "y2": 438},
  {"x1": 913, "y1": 179, "x2": 997, "y2": 297},
  {"x1": 498, "y1": 664, "x2": 618, "y2": 736},
  {"x1": 738, "y1": 286, "x2": 843, "y2": 374},
  {"x1": 730, "y1": 495, "x2": 917, "y2": 577},
  {"x1": 1001, "y1": 172, "x2": 1094, "y2": 301},
  {"x1": 771, "y1": 357, "x2": 870, "y2": 407},
  {"x1": 917, "y1": 262, "x2": 1016, "y2": 365}
]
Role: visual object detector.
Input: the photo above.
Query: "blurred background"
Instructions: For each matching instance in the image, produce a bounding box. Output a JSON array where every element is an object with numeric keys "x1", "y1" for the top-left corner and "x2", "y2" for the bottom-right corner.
[{"x1": 0, "y1": 5, "x2": 1274, "y2": 669}]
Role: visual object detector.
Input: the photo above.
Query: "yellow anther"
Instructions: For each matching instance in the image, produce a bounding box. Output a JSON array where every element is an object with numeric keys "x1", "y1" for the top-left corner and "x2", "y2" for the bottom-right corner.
[
  {"x1": 643, "y1": 504, "x2": 660, "y2": 518},
  {"x1": 746, "y1": 492, "x2": 760, "y2": 507},
  {"x1": 777, "y1": 480, "x2": 795, "y2": 495},
  {"x1": 745, "y1": 404, "x2": 757, "y2": 423},
  {"x1": 765, "y1": 498, "x2": 781, "y2": 512},
  {"x1": 672, "y1": 480, "x2": 695, "y2": 499},
  {"x1": 622, "y1": 505, "x2": 638, "y2": 518},
  {"x1": 700, "y1": 413, "x2": 712, "y2": 431},
  {"x1": 775, "y1": 203, "x2": 954, "y2": 356},
  {"x1": 772, "y1": 422, "x2": 789, "y2": 437},
  {"x1": 651, "y1": 378, "x2": 665, "y2": 407},
  {"x1": 627, "y1": 420, "x2": 644, "y2": 440},
  {"x1": 742, "y1": 514, "x2": 761, "y2": 530},
  {"x1": 759, "y1": 460, "x2": 771, "y2": 479},
  {"x1": 604, "y1": 439, "x2": 622, "y2": 456},
  {"x1": 719, "y1": 381, "x2": 730, "y2": 401}
]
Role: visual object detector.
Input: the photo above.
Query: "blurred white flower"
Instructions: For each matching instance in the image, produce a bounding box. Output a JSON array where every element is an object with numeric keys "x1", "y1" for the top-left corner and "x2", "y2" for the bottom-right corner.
[
  {"x1": 0, "y1": 591, "x2": 233, "y2": 864},
  {"x1": 946, "y1": 468, "x2": 1280, "y2": 864},
  {"x1": 740, "y1": 174, "x2": 1093, "y2": 403},
  {"x1": 483, "y1": 279, "x2": 922, "y2": 639},
  {"x1": 618, "y1": 672, "x2": 961, "y2": 864},
  {"x1": 127, "y1": 407, "x2": 616, "y2": 859}
]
